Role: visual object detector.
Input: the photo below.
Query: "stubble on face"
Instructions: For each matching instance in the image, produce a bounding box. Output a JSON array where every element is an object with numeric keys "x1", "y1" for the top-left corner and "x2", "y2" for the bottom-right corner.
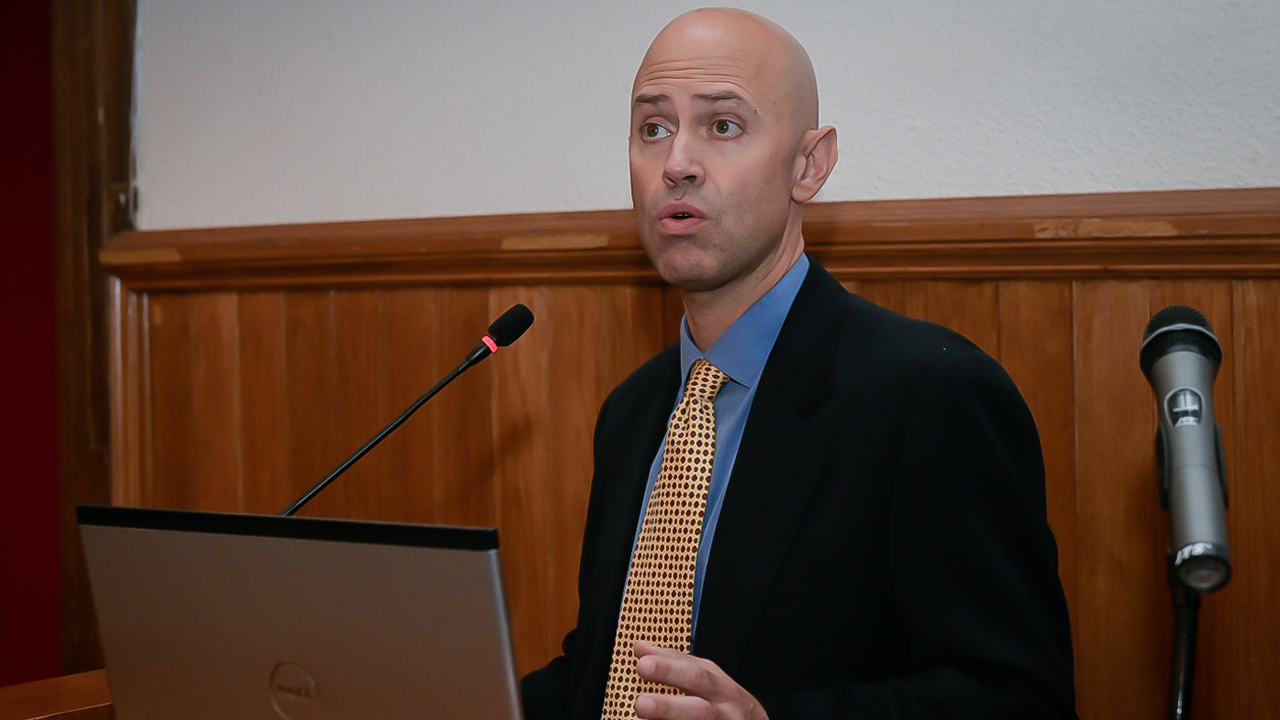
[{"x1": 629, "y1": 9, "x2": 821, "y2": 303}]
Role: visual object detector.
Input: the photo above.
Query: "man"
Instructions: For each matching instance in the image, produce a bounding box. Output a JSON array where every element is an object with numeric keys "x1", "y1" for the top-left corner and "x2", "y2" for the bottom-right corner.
[{"x1": 522, "y1": 8, "x2": 1075, "y2": 720}]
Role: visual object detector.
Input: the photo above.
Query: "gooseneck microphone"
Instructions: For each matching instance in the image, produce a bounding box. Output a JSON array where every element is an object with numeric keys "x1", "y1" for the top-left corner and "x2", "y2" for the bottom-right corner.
[
  {"x1": 279, "y1": 304, "x2": 534, "y2": 517},
  {"x1": 1140, "y1": 305, "x2": 1230, "y2": 593}
]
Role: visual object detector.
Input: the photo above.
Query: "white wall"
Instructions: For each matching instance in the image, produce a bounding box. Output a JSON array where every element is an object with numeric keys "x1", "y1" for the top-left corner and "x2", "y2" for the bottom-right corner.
[{"x1": 134, "y1": 0, "x2": 1280, "y2": 230}]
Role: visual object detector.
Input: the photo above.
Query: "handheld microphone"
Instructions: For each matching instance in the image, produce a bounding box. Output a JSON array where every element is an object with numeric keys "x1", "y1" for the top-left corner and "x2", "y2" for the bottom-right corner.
[
  {"x1": 279, "y1": 304, "x2": 535, "y2": 517},
  {"x1": 1140, "y1": 305, "x2": 1230, "y2": 593}
]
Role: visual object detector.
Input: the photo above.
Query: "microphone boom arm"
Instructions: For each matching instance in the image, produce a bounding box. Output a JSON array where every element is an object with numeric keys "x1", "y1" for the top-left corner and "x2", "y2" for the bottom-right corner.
[
  {"x1": 278, "y1": 347, "x2": 485, "y2": 517},
  {"x1": 278, "y1": 303, "x2": 533, "y2": 517}
]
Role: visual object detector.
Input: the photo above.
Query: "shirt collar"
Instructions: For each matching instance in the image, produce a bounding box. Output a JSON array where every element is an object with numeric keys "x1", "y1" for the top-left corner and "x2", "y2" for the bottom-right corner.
[{"x1": 679, "y1": 254, "x2": 810, "y2": 390}]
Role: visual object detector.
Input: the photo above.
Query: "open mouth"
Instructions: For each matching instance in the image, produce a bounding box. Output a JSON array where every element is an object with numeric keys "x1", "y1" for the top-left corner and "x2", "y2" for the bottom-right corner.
[
  {"x1": 658, "y1": 203, "x2": 704, "y2": 232},
  {"x1": 662, "y1": 203, "x2": 703, "y2": 220}
]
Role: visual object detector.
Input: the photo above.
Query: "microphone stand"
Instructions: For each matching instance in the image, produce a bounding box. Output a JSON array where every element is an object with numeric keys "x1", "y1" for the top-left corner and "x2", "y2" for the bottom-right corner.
[{"x1": 1167, "y1": 553, "x2": 1201, "y2": 720}]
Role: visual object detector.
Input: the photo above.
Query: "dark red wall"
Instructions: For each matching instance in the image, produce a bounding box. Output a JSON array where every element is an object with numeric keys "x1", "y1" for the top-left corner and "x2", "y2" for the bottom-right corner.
[{"x1": 0, "y1": 0, "x2": 63, "y2": 687}]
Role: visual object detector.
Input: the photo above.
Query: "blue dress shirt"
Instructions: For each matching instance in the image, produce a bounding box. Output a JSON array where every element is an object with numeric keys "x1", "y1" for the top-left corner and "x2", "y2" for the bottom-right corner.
[{"x1": 632, "y1": 254, "x2": 810, "y2": 631}]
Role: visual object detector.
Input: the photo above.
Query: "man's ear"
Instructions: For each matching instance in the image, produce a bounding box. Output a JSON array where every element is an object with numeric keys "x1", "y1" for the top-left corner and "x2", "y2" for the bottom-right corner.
[{"x1": 791, "y1": 126, "x2": 838, "y2": 204}]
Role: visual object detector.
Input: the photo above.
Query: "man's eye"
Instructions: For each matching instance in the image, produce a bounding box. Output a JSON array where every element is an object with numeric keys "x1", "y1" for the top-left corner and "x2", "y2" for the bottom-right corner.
[
  {"x1": 641, "y1": 123, "x2": 671, "y2": 139},
  {"x1": 711, "y1": 119, "x2": 742, "y2": 137}
]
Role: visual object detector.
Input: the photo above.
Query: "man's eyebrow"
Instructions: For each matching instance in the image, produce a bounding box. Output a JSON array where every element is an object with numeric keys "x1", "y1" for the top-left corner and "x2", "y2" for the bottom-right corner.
[
  {"x1": 633, "y1": 93, "x2": 670, "y2": 107},
  {"x1": 693, "y1": 91, "x2": 746, "y2": 105}
]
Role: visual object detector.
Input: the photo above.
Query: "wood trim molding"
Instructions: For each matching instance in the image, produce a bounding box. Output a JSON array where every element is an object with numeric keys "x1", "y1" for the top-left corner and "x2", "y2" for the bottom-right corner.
[
  {"x1": 100, "y1": 188, "x2": 1280, "y2": 288},
  {"x1": 53, "y1": 0, "x2": 136, "y2": 673},
  {"x1": 99, "y1": 188, "x2": 1280, "y2": 288},
  {"x1": 101, "y1": 209, "x2": 653, "y2": 289},
  {"x1": 0, "y1": 669, "x2": 112, "y2": 720},
  {"x1": 804, "y1": 188, "x2": 1280, "y2": 279}
]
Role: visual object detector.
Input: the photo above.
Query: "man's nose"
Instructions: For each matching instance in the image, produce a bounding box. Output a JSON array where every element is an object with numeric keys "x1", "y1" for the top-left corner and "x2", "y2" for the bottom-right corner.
[{"x1": 662, "y1": 131, "x2": 703, "y2": 188}]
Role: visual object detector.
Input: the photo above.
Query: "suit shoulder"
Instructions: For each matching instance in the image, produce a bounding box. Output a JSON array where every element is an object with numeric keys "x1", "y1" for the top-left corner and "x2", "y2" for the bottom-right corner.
[
  {"x1": 823, "y1": 293, "x2": 1030, "y2": 421},
  {"x1": 789, "y1": 263, "x2": 984, "y2": 379},
  {"x1": 840, "y1": 293, "x2": 989, "y2": 370},
  {"x1": 827, "y1": 292, "x2": 1044, "y2": 489}
]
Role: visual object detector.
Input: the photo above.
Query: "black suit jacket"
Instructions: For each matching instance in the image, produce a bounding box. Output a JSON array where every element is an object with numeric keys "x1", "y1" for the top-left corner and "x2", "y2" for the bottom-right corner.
[{"x1": 522, "y1": 261, "x2": 1076, "y2": 719}]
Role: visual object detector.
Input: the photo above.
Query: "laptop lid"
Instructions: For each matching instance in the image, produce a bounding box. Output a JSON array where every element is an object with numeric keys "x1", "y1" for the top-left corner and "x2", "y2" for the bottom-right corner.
[{"x1": 77, "y1": 505, "x2": 523, "y2": 720}]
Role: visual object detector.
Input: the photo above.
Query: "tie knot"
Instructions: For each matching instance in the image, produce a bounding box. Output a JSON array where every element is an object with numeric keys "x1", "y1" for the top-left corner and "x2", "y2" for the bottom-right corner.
[{"x1": 685, "y1": 358, "x2": 730, "y2": 404}]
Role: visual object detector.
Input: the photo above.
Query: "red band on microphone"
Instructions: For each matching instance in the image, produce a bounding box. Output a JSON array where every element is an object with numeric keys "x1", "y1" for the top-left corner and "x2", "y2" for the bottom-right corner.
[{"x1": 481, "y1": 336, "x2": 499, "y2": 353}]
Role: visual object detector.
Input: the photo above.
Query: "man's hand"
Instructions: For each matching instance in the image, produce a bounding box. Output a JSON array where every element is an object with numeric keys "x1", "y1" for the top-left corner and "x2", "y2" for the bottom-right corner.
[{"x1": 632, "y1": 641, "x2": 770, "y2": 720}]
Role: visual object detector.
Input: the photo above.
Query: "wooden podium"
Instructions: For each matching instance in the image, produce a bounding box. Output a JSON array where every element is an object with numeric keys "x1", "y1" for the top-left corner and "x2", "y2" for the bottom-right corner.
[{"x1": 0, "y1": 670, "x2": 112, "y2": 720}]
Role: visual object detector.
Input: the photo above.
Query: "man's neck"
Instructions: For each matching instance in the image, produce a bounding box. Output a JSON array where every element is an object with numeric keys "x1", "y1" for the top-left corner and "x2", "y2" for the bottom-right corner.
[{"x1": 683, "y1": 240, "x2": 804, "y2": 350}]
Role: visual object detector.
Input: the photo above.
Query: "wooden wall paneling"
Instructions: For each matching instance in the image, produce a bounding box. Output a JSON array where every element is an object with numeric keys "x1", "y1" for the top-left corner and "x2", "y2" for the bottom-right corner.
[
  {"x1": 1150, "y1": 280, "x2": 1238, "y2": 720},
  {"x1": 922, "y1": 281, "x2": 1000, "y2": 357},
  {"x1": 108, "y1": 281, "x2": 145, "y2": 508},
  {"x1": 377, "y1": 288, "x2": 441, "y2": 524},
  {"x1": 997, "y1": 282, "x2": 1078, "y2": 656},
  {"x1": 855, "y1": 281, "x2": 928, "y2": 320},
  {"x1": 1231, "y1": 280, "x2": 1280, "y2": 717},
  {"x1": 137, "y1": 293, "x2": 154, "y2": 509},
  {"x1": 327, "y1": 291, "x2": 391, "y2": 520},
  {"x1": 596, "y1": 285, "x2": 668, "y2": 398},
  {"x1": 838, "y1": 279, "x2": 861, "y2": 296},
  {"x1": 144, "y1": 293, "x2": 195, "y2": 510},
  {"x1": 237, "y1": 291, "x2": 292, "y2": 514},
  {"x1": 425, "y1": 288, "x2": 496, "y2": 526},
  {"x1": 189, "y1": 292, "x2": 244, "y2": 512},
  {"x1": 374, "y1": 286, "x2": 499, "y2": 527},
  {"x1": 661, "y1": 286, "x2": 684, "y2": 346},
  {"x1": 1073, "y1": 281, "x2": 1163, "y2": 720},
  {"x1": 282, "y1": 291, "x2": 340, "y2": 516},
  {"x1": 92, "y1": 189, "x2": 1280, "y2": 712},
  {"x1": 543, "y1": 287, "x2": 608, "y2": 665},
  {"x1": 490, "y1": 286, "x2": 555, "y2": 675}
]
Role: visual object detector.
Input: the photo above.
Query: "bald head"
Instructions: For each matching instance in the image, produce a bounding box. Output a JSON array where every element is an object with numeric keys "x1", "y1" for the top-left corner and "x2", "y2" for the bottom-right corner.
[
  {"x1": 635, "y1": 8, "x2": 819, "y2": 135},
  {"x1": 627, "y1": 8, "x2": 837, "y2": 329}
]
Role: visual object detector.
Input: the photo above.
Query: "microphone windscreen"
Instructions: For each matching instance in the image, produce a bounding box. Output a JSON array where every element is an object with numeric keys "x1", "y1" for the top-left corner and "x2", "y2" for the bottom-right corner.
[
  {"x1": 488, "y1": 304, "x2": 535, "y2": 347},
  {"x1": 1144, "y1": 304, "x2": 1214, "y2": 341},
  {"x1": 1140, "y1": 304, "x2": 1221, "y2": 377}
]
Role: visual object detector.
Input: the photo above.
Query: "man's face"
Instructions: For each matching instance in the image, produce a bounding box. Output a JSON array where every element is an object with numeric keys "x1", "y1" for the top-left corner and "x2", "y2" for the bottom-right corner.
[{"x1": 629, "y1": 23, "x2": 805, "y2": 294}]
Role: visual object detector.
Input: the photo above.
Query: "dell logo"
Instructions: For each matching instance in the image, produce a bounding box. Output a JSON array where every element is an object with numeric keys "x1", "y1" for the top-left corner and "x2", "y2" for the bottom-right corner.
[{"x1": 270, "y1": 662, "x2": 320, "y2": 720}]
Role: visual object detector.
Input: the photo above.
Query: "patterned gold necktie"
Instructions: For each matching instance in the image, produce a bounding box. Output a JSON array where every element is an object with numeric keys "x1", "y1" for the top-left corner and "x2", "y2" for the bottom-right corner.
[{"x1": 601, "y1": 358, "x2": 731, "y2": 720}]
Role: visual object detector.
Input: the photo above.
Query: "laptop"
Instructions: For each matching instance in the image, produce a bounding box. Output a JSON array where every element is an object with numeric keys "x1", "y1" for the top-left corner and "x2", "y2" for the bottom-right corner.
[{"x1": 77, "y1": 505, "x2": 523, "y2": 720}]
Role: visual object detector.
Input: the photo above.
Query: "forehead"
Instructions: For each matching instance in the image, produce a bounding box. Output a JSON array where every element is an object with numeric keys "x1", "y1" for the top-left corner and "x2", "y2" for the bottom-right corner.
[{"x1": 632, "y1": 24, "x2": 784, "y2": 108}]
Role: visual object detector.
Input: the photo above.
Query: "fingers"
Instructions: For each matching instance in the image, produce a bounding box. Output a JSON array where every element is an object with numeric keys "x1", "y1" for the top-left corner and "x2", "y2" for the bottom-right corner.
[
  {"x1": 634, "y1": 643, "x2": 721, "y2": 699},
  {"x1": 628, "y1": 643, "x2": 769, "y2": 720},
  {"x1": 634, "y1": 691, "x2": 714, "y2": 720},
  {"x1": 634, "y1": 687, "x2": 767, "y2": 720}
]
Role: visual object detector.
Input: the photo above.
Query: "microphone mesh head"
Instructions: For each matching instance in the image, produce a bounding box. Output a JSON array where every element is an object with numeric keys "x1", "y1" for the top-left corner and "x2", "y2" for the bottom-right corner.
[
  {"x1": 488, "y1": 304, "x2": 535, "y2": 347},
  {"x1": 1144, "y1": 304, "x2": 1213, "y2": 342},
  {"x1": 1139, "y1": 304, "x2": 1221, "y2": 378}
]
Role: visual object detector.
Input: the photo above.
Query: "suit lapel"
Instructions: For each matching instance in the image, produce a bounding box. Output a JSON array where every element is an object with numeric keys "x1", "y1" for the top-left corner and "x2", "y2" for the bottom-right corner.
[{"x1": 693, "y1": 262, "x2": 848, "y2": 674}]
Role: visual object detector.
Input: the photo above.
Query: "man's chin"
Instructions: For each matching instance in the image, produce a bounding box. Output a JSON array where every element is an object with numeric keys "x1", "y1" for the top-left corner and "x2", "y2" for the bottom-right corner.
[
  {"x1": 654, "y1": 263, "x2": 727, "y2": 293},
  {"x1": 642, "y1": 236, "x2": 731, "y2": 291}
]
